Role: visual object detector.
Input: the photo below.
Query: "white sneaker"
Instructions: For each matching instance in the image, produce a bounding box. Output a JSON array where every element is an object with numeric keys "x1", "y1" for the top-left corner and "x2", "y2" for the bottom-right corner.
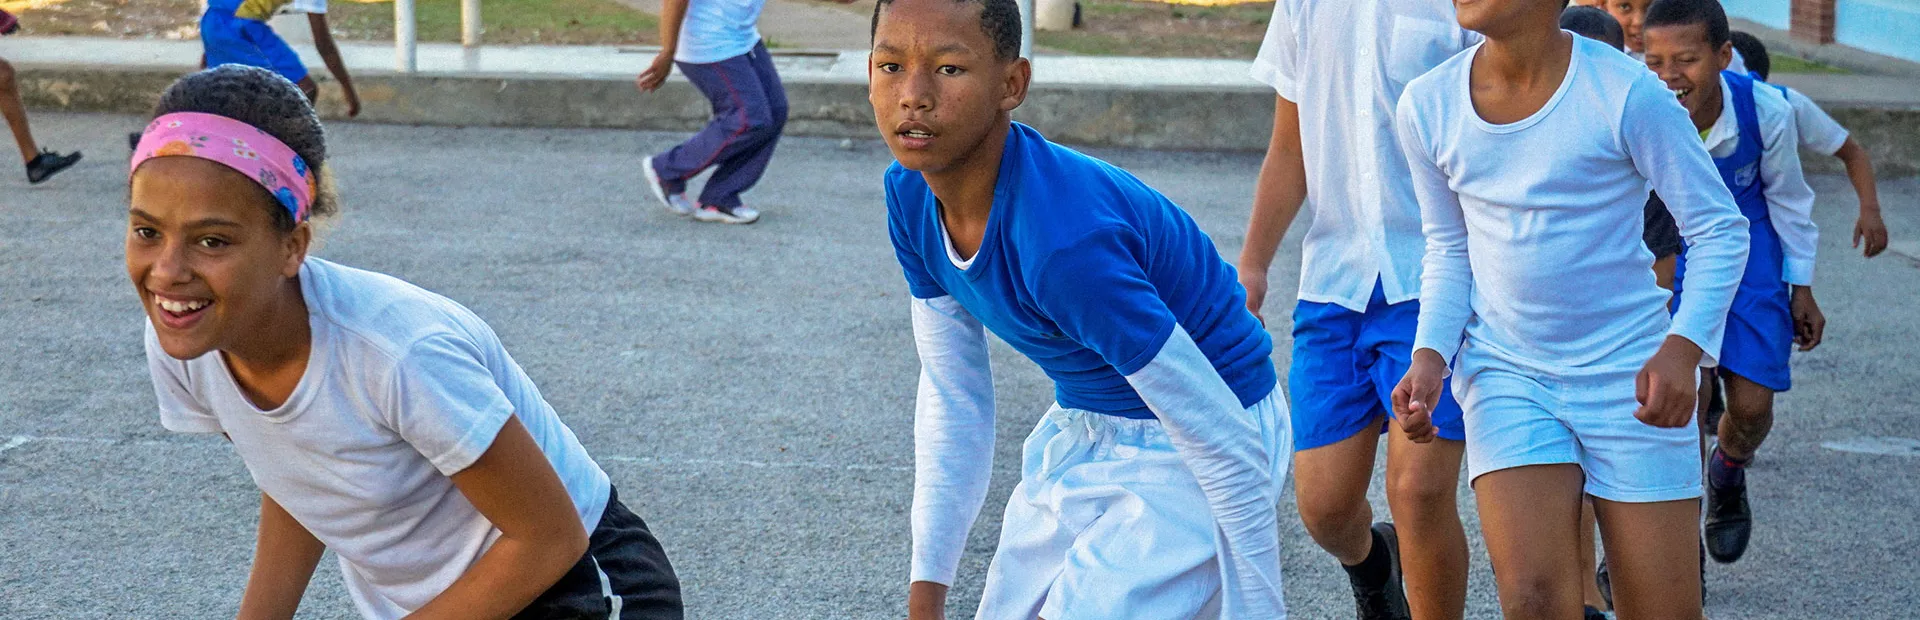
[
  {"x1": 693, "y1": 203, "x2": 760, "y2": 224},
  {"x1": 643, "y1": 156, "x2": 695, "y2": 216}
]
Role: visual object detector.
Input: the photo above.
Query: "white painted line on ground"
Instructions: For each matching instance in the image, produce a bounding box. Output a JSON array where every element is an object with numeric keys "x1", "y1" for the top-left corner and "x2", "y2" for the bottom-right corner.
[
  {"x1": 0, "y1": 433, "x2": 913, "y2": 473},
  {"x1": 1822, "y1": 436, "x2": 1920, "y2": 457}
]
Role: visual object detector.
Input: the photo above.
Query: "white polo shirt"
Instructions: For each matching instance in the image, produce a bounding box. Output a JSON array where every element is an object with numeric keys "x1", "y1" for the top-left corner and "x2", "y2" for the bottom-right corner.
[
  {"x1": 1251, "y1": 0, "x2": 1480, "y2": 312},
  {"x1": 1702, "y1": 74, "x2": 1819, "y2": 286},
  {"x1": 1782, "y1": 85, "x2": 1850, "y2": 156}
]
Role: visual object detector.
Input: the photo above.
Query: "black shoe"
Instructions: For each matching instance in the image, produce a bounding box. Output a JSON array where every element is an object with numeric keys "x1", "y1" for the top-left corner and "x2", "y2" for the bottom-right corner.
[
  {"x1": 129, "y1": 131, "x2": 143, "y2": 151},
  {"x1": 1586, "y1": 605, "x2": 1609, "y2": 620},
  {"x1": 1596, "y1": 553, "x2": 1614, "y2": 610},
  {"x1": 1352, "y1": 522, "x2": 1413, "y2": 620},
  {"x1": 1704, "y1": 477, "x2": 1752, "y2": 563},
  {"x1": 25, "y1": 149, "x2": 81, "y2": 184},
  {"x1": 1704, "y1": 373, "x2": 1727, "y2": 431}
]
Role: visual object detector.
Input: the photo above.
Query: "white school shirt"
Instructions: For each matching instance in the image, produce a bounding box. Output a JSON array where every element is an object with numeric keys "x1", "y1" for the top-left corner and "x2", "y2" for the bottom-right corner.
[
  {"x1": 145, "y1": 258, "x2": 611, "y2": 620},
  {"x1": 1702, "y1": 73, "x2": 1820, "y2": 286},
  {"x1": 1783, "y1": 85, "x2": 1850, "y2": 156},
  {"x1": 1396, "y1": 36, "x2": 1752, "y2": 372},
  {"x1": 1250, "y1": 0, "x2": 1481, "y2": 312},
  {"x1": 675, "y1": 0, "x2": 767, "y2": 65}
]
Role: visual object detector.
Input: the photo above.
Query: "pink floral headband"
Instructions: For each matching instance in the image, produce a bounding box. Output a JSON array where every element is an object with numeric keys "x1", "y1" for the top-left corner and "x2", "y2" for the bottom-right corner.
[{"x1": 131, "y1": 112, "x2": 316, "y2": 223}]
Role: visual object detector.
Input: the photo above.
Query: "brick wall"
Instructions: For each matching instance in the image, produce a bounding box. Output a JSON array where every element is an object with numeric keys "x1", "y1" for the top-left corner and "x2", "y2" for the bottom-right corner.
[{"x1": 1791, "y1": 0, "x2": 1837, "y2": 44}]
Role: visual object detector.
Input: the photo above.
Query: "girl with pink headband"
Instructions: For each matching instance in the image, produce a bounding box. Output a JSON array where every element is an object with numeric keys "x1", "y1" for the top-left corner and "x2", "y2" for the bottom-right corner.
[{"x1": 126, "y1": 65, "x2": 682, "y2": 620}]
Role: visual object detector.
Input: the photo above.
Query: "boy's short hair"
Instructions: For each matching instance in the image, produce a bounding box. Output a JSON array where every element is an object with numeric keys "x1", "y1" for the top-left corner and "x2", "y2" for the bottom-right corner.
[
  {"x1": 1561, "y1": 6, "x2": 1626, "y2": 50},
  {"x1": 871, "y1": 0, "x2": 1024, "y2": 61},
  {"x1": 1729, "y1": 30, "x2": 1772, "y2": 80},
  {"x1": 1644, "y1": 0, "x2": 1730, "y2": 48}
]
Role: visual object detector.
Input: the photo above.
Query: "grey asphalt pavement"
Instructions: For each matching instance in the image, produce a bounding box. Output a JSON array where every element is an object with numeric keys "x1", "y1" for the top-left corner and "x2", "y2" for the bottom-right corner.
[{"x1": 2, "y1": 113, "x2": 1917, "y2": 619}]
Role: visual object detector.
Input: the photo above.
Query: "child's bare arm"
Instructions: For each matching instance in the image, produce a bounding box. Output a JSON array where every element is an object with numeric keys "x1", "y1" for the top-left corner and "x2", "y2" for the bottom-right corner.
[
  {"x1": 1834, "y1": 139, "x2": 1888, "y2": 257},
  {"x1": 636, "y1": 0, "x2": 690, "y2": 92},
  {"x1": 236, "y1": 493, "x2": 325, "y2": 620},
  {"x1": 306, "y1": 13, "x2": 359, "y2": 117}
]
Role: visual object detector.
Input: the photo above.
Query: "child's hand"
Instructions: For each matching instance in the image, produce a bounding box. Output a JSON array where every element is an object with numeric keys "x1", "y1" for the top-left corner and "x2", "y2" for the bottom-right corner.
[
  {"x1": 344, "y1": 89, "x2": 362, "y2": 118},
  {"x1": 1391, "y1": 349, "x2": 1448, "y2": 444},
  {"x1": 1238, "y1": 266, "x2": 1268, "y2": 326},
  {"x1": 1635, "y1": 336, "x2": 1702, "y2": 428},
  {"x1": 636, "y1": 52, "x2": 675, "y2": 93},
  {"x1": 1791, "y1": 286, "x2": 1825, "y2": 351},
  {"x1": 907, "y1": 581, "x2": 948, "y2": 620},
  {"x1": 1854, "y1": 210, "x2": 1889, "y2": 258}
]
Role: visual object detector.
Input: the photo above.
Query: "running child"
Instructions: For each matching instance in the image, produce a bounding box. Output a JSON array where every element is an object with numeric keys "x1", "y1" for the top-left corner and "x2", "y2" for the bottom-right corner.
[
  {"x1": 1392, "y1": 0, "x2": 1751, "y2": 617},
  {"x1": 0, "y1": 9, "x2": 82, "y2": 184},
  {"x1": 1642, "y1": 0, "x2": 1824, "y2": 566},
  {"x1": 129, "y1": 66, "x2": 679, "y2": 619},
  {"x1": 1730, "y1": 30, "x2": 1892, "y2": 258},
  {"x1": 1240, "y1": 2, "x2": 1479, "y2": 618},
  {"x1": 199, "y1": 0, "x2": 361, "y2": 115},
  {"x1": 872, "y1": 0, "x2": 1290, "y2": 617},
  {"x1": 635, "y1": 0, "x2": 785, "y2": 225}
]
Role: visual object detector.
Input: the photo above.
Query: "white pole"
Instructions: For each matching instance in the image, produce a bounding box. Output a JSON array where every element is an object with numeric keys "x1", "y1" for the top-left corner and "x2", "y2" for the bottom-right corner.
[
  {"x1": 1020, "y1": 0, "x2": 1034, "y2": 59},
  {"x1": 461, "y1": 0, "x2": 481, "y2": 47},
  {"x1": 396, "y1": 0, "x2": 418, "y2": 72}
]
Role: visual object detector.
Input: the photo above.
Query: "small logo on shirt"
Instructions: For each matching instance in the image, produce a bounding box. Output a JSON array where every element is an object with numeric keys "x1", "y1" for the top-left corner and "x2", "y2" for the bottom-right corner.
[{"x1": 1734, "y1": 163, "x2": 1759, "y2": 188}]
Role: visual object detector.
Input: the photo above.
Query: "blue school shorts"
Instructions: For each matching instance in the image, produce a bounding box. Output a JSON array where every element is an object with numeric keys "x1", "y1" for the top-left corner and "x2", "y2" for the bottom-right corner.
[
  {"x1": 200, "y1": 8, "x2": 310, "y2": 84},
  {"x1": 1288, "y1": 281, "x2": 1464, "y2": 451}
]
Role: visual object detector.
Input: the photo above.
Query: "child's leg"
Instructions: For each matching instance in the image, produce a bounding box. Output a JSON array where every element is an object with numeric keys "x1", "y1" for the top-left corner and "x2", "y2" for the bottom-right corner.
[
  {"x1": 652, "y1": 53, "x2": 777, "y2": 205},
  {"x1": 1287, "y1": 298, "x2": 1383, "y2": 567},
  {"x1": 697, "y1": 42, "x2": 787, "y2": 209},
  {"x1": 1294, "y1": 430, "x2": 1380, "y2": 564},
  {"x1": 0, "y1": 58, "x2": 37, "y2": 163},
  {"x1": 1592, "y1": 498, "x2": 1704, "y2": 620},
  {"x1": 1384, "y1": 429, "x2": 1468, "y2": 619},
  {"x1": 1715, "y1": 371, "x2": 1775, "y2": 462},
  {"x1": 1578, "y1": 500, "x2": 1609, "y2": 611},
  {"x1": 1475, "y1": 464, "x2": 1588, "y2": 620}
]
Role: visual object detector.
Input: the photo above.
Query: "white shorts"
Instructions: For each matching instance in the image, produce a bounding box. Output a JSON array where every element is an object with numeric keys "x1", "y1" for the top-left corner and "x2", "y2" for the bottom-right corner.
[
  {"x1": 1453, "y1": 345, "x2": 1702, "y2": 503},
  {"x1": 974, "y1": 392, "x2": 1291, "y2": 620}
]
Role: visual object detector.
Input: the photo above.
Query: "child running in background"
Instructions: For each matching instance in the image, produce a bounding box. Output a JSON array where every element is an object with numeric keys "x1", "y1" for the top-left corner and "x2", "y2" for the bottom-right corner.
[
  {"x1": 199, "y1": 0, "x2": 360, "y2": 115},
  {"x1": 1642, "y1": 0, "x2": 1824, "y2": 567},
  {"x1": 872, "y1": 0, "x2": 1291, "y2": 617},
  {"x1": 1241, "y1": 2, "x2": 1481, "y2": 618},
  {"x1": 1392, "y1": 0, "x2": 1751, "y2": 618},
  {"x1": 1729, "y1": 30, "x2": 1891, "y2": 258},
  {"x1": 0, "y1": 8, "x2": 82, "y2": 184},
  {"x1": 635, "y1": 0, "x2": 785, "y2": 225},
  {"x1": 129, "y1": 66, "x2": 679, "y2": 619}
]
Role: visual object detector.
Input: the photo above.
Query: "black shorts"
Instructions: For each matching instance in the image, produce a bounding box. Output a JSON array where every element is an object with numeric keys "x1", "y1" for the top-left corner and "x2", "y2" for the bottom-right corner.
[
  {"x1": 515, "y1": 486, "x2": 683, "y2": 620},
  {"x1": 1644, "y1": 192, "x2": 1683, "y2": 259}
]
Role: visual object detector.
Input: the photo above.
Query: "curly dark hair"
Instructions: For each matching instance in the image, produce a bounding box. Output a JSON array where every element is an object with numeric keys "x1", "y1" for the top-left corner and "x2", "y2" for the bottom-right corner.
[
  {"x1": 871, "y1": 0, "x2": 1023, "y2": 61},
  {"x1": 148, "y1": 65, "x2": 338, "y2": 231},
  {"x1": 1645, "y1": 0, "x2": 1730, "y2": 49}
]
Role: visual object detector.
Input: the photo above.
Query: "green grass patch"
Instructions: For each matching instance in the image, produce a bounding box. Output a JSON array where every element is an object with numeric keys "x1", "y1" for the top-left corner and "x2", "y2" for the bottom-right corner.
[
  {"x1": 1771, "y1": 54, "x2": 1849, "y2": 75},
  {"x1": 328, "y1": 0, "x2": 658, "y2": 45}
]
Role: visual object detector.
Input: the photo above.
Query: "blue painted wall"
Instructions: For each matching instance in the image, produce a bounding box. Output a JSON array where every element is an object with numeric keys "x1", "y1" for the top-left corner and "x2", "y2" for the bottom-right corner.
[
  {"x1": 1837, "y1": 0, "x2": 1920, "y2": 64},
  {"x1": 1728, "y1": 0, "x2": 1793, "y2": 30}
]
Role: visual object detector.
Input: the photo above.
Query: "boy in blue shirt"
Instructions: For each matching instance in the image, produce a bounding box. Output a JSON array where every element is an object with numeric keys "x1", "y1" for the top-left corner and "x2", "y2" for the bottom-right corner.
[
  {"x1": 870, "y1": 0, "x2": 1290, "y2": 617},
  {"x1": 1642, "y1": 0, "x2": 1824, "y2": 566}
]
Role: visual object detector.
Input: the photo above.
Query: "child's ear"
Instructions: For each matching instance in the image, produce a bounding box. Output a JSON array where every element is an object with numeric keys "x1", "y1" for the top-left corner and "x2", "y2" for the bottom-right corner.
[
  {"x1": 1717, "y1": 40, "x2": 1734, "y2": 71},
  {"x1": 1000, "y1": 56, "x2": 1032, "y2": 114},
  {"x1": 281, "y1": 223, "x2": 312, "y2": 278}
]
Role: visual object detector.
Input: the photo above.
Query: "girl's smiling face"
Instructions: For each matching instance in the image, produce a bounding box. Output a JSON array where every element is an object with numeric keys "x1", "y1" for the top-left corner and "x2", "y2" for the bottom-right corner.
[{"x1": 128, "y1": 156, "x2": 309, "y2": 360}]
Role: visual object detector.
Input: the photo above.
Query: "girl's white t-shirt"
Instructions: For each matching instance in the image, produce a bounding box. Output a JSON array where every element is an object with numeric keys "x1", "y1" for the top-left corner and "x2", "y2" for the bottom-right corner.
[{"x1": 144, "y1": 257, "x2": 611, "y2": 620}]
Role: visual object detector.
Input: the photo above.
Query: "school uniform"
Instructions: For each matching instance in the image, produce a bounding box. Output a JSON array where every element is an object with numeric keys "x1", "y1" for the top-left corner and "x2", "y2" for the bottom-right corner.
[
  {"x1": 1395, "y1": 36, "x2": 1752, "y2": 501},
  {"x1": 1781, "y1": 85, "x2": 1851, "y2": 156},
  {"x1": 201, "y1": 0, "x2": 321, "y2": 84},
  {"x1": 647, "y1": 0, "x2": 786, "y2": 210},
  {"x1": 890, "y1": 123, "x2": 1290, "y2": 619},
  {"x1": 1252, "y1": 0, "x2": 1479, "y2": 450},
  {"x1": 145, "y1": 258, "x2": 682, "y2": 620},
  {"x1": 1673, "y1": 70, "x2": 1820, "y2": 392}
]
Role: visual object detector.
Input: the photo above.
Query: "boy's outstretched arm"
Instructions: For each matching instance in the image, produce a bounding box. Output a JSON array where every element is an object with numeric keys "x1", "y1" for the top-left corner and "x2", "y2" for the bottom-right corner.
[
  {"x1": 906, "y1": 296, "x2": 996, "y2": 620},
  {"x1": 636, "y1": 0, "x2": 690, "y2": 93},
  {"x1": 1834, "y1": 138, "x2": 1888, "y2": 257},
  {"x1": 307, "y1": 13, "x2": 359, "y2": 117}
]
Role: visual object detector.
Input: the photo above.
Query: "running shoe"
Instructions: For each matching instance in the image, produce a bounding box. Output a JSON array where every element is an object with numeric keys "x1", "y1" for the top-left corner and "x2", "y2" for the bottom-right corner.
[
  {"x1": 1586, "y1": 606, "x2": 1609, "y2": 620},
  {"x1": 25, "y1": 149, "x2": 81, "y2": 184},
  {"x1": 642, "y1": 156, "x2": 694, "y2": 216},
  {"x1": 1352, "y1": 522, "x2": 1413, "y2": 620},
  {"x1": 1705, "y1": 475, "x2": 1752, "y2": 563},
  {"x1": 694, "y1": 203, "x2": 760, "y2": 225},
  {"x1": 1597, "y1": 553, "x2": 1613, "y2": 610}
]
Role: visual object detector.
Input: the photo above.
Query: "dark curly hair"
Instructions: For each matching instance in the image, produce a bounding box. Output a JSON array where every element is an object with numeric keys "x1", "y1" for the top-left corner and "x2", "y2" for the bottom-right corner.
[
  {"x1": 148, "y1": 65, "x2": 338, "y2": 232},
  {"x1": 871, "y1": 0, "x2": 1023, "y2": 61}
]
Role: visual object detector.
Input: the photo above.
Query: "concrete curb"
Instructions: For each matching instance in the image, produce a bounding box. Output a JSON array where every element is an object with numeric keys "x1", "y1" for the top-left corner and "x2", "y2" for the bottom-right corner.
[{"x1": 11, "y1": 59, "x2": 1914, "y2": 175}]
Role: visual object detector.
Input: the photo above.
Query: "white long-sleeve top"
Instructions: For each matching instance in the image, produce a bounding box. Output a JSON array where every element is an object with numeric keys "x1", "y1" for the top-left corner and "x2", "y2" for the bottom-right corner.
[
  {"x1": 906, "y1": 298, "x2": 1284, "y2": 618},
  {"x1": 1396, "y1": 37, "x2": 1751, "y2": 371},
  {"x1": 1703, "y1": 74, "x2": 1820, "y2": 286}
]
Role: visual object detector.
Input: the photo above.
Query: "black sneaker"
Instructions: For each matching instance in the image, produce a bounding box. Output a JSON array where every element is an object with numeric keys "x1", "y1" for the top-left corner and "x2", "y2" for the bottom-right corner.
[
  {"x1": 25, "y1": 149, "x2": 81, "y2": 184},
  {"x1": 129, "y1": 131, "x2": 143, "y2": 151},
  {"x1": 1596, "y1": 553, "x2": 1613, "y2": 610},
  {"x1": 1704, "y1": 372, "x2": 1727, "y2": 432},
  {"x1": 1704, "y1": 477, "x2": 1752, "y2": 563},
  {"x1": 1585, "y1": 605, "x2": 1609, "y2": 620},
  {"x1": 1353, "y1": 522, "x2": 1413, "y2": 620}
]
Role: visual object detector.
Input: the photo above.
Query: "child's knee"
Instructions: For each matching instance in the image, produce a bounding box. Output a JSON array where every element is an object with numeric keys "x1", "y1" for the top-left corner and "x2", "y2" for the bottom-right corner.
[
  {"x1": 1295, "y1": 490, "x2": 1368, "y2": 537},
  {"x1": 1386, "y1": 469, "x2": 1456, "y2": 516},
  {"x1": 0, "y1": 59, "x2": 16, "y2": 90},
  {"x1": 1495, "y1": 572, "x2": 1575, "y2": 618}
]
